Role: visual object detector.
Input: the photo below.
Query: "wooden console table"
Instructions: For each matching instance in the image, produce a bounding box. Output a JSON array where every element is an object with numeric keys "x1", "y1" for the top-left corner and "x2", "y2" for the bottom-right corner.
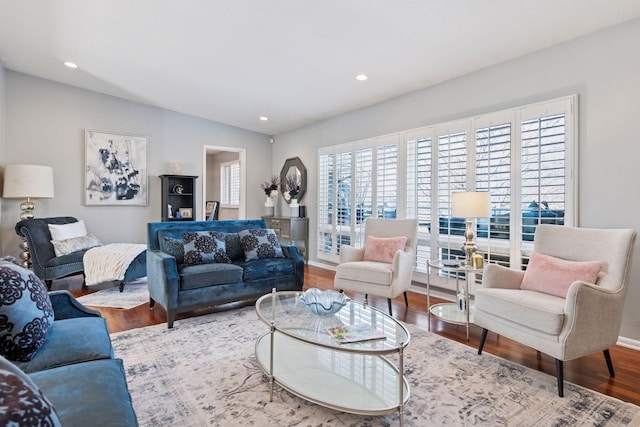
[{"x1": 262, "y1": 216, "x2": 309, "y2": 263}]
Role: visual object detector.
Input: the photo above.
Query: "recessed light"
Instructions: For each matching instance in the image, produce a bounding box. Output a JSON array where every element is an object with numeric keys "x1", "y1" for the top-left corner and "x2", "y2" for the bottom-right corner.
[
  {"x1": 259, "y1": 116, "x2": 269, "y2": 121},
  {"x1": 355, "y1": 73, "x2": 368, "y2": 81},
  {"x1": 64, "y1": 61, "x2": 78, "y2": 69}
]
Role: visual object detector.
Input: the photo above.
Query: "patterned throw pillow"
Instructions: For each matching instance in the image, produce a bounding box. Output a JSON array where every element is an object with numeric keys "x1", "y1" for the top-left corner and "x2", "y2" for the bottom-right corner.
[
  {"x1": 50, "y1": 233, "x2": 102, "y2": 257},
  {"x1": 238, "y1": 228, "x2": 285, "y2": 261},
  {"x1": 161, "y1": 236, "x2": 185, "y2": 265},
  {"x1": 183, "y1": 231, "x2": 231, "y2": 266},
  {"x1": 225, "y1": 233, "x2": 244, "y2": 261},
  {"x1": 0, "y1": 261, "x2": 54, "y2": 362},
  {"x1": 0, "y1": 355, "x2": 62, "y2": 426}
]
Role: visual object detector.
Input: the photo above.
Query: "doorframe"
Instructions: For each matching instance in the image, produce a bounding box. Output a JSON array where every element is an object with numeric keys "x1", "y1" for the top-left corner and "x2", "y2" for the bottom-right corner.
[{"x1": 202, "y1": 145, "x2": 246, "y2": 219}]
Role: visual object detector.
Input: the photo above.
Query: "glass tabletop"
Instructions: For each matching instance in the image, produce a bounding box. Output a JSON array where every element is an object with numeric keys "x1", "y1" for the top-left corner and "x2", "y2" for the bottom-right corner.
[{"x1": 255, "y1": 290, "x2": 410, "y2": 353}]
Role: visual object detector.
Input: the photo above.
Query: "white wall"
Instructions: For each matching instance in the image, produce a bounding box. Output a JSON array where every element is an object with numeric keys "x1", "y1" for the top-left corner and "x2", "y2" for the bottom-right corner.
[
  {"x1": 0, "y1": 63, "x2": 6, "y2": 250},
  {"x1": 2, "y1": 72, "x2": 271, "y2": 254},
  {"x1": 273, "y1": 18, "x2": 640, "y2": 340}
]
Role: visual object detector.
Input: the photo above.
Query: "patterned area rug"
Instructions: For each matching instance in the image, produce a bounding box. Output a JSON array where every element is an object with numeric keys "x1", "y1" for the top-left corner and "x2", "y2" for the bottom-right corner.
[
  {"x1": 110, "y1": 307, "x2": 640, "y2": 427},
  {"x1": 76, "y1": 280, "x2": 148, "y2": 309}
]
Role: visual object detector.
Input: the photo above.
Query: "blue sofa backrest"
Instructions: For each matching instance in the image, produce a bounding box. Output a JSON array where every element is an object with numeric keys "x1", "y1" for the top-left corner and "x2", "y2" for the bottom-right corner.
[{"x1": 147, "y1": 219, "x2": 267, "y2": 250}]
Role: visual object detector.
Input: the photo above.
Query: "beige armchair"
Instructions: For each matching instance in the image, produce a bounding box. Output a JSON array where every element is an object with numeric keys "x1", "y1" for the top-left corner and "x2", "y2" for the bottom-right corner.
[
  {"x1": 475, "y1": 224, "x2": 636, "y2": 397},
  {"x1": 334, "y1": 218, "x2": 418, "y2": 316}
]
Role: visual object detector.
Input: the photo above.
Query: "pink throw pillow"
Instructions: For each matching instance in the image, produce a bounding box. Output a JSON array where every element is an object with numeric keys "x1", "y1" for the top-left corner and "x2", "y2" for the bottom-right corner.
[
  {"x1": 362, "y1": 235, "x2": 408, "y2": 264},
  {"x1": 520, "y1": 252, "x2": 603, "y2": 298}
]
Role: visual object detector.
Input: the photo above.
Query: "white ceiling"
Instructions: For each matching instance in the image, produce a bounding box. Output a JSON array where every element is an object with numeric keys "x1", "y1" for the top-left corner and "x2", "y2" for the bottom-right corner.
[{"x1": 1, "y1": 1, "x2": 640, "y2": 136}]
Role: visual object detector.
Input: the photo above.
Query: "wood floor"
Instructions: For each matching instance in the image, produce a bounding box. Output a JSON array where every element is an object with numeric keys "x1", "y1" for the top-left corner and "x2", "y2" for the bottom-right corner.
[{"x1": 61, "y1": 265, "x2": 640, "y2": 407}]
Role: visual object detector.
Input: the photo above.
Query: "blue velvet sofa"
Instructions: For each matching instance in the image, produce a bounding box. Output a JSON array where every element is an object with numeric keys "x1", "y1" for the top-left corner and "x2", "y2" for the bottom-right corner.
[
  {"x1": 4, "y1": 290, "x2": 138, "y2": 426},
  {"x1": 16, "y1": 216, "x2": 147, "y2": 291},
  {"x1": 147, "y1": 219, "x2": 304, "y2": 328}
]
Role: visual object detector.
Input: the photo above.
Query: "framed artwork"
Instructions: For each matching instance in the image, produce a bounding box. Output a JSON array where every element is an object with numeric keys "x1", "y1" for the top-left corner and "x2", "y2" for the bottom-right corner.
[
  {"x1": 179, "y1": 207, "x2": 193, "y2": 218},
  {"x1": 84, "y1": 130, "x2": 148, "y2": 206},
  {"x1": 206, "y1": 201, "x2": 219, "y2": 220}
]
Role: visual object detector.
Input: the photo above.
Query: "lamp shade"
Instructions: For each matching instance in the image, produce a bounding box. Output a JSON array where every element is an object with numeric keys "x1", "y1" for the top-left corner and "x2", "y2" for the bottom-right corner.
[
  {"x1": 451, "y1": 191, "x2": 491, "y2": 218},
  {"x1": 3, "y1": 164, "x2": 55, "y2": 199}
]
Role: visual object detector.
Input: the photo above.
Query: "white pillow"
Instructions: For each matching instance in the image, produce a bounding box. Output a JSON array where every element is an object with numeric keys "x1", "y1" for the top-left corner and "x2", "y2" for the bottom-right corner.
[
  {"x1": 48, "y1": 220, "x2": 87, "y2": 241},
  {"x1": 51, "y1": 233, "x2": 102, "y2": 257}
]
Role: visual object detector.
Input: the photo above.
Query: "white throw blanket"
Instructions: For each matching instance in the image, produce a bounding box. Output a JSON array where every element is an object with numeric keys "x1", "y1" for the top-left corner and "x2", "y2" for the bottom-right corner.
[{"x1": 83, "y1": 243, "x2": 146, "y2": 287}]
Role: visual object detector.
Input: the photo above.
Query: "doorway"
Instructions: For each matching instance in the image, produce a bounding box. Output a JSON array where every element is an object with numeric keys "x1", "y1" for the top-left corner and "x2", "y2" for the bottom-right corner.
[{"x1": 202, "y1": 145, "x2": 246, "y2": 220}]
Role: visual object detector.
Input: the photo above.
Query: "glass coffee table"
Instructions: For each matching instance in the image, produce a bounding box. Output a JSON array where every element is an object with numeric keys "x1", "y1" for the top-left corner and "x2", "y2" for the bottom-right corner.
[{"x1": 255, "y1": 289, "x2": 411, "y2": 426}]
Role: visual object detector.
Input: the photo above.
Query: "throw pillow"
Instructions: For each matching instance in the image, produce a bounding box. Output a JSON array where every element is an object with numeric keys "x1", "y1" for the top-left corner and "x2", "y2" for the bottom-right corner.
[
  {"x1": 520, "y1": 252, "x2": 603, "y2": 298},
  {"x1": 363, "y1": 235, "x2": 408, "y2": 264},
  {"x1": 0, "y1": 261, "x2": 54, "y2": 362},
  {"x1": 50, "y1": 233, "x2": 102, "y2": 257},
  {"x1": 183, "y1": 231, "x2": 231, "y2": 266},
  {"x1": 161, "y1": 236, "x2": 185, "y2": 265},
  {"x1": 0, "y1": 355, "x2": 62, "y2": 426},
  {"x1": 238, "y1": 228, "x2": 285, "y2": 261},
  {"x1": 225, "y1": 233, "x2": 244, "y2": 261},
  {"x1": 47, "y1": 220, "x2": 87, "y2": 241}
]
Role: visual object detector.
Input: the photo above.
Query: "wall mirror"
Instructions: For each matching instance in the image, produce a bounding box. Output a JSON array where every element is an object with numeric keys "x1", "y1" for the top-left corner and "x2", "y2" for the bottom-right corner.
[{"x1": 280, "y1": 157, "x2": 307, "y2": 203}]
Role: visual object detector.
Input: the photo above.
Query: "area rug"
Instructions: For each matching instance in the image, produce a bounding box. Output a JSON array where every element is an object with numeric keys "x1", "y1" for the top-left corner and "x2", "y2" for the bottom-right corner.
[
  {"x1": 110, "y1": 307, "x2": 640, "y2": 427},
  {"x1": 76, "y1": 280, "x2": 148, "y2": 309}
]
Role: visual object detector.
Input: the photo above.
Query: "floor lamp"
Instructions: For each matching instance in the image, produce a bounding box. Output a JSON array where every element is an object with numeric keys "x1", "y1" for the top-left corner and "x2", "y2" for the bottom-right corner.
[
  {"x1": 451, "y1": 191, "x2": 491, "y2": 266},
  {"x1": 3, "y1": 164, "x2": 55, "y2": 268}
]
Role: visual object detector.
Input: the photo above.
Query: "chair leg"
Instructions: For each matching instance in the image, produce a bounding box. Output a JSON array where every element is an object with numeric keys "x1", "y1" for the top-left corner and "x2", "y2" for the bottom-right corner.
[
  {"x1": 167, "y1": 309, "x2": 176, "y2": 329},
  {"x1": 556, "y1": 359, "x2": 564, "y2": 397},
  {"x1": 82, "y1": 273, "x2": 87, "y2": 287},
  {"x1": 403, "y1": 291, "x2": 408, "y2": 307},
  {"x1": 478, "y1": 328, "x2": 488, "y2": 355},
  {"x1": 387, "y1": 299, "x2": 393, "y2": 317},
  {"x1": 149, "y1": 298, "x2": 155, "y2": 308},
  {"x1": 45, "y1": 280, "x2": 52, "y2": 290},
  {"x1": 603, "y1": 349, "x2": 615, "y2": 377},
  {"x1": 118, "y1": 281, "x2": 125, "y2": 292},
  {"x1": 364, "y1": 294, "x2": 368, "y2": 305}
]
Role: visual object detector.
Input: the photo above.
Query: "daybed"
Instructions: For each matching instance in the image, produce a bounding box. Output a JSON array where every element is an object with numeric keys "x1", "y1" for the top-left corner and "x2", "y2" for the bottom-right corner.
[
  {"x1": 0, "y1": 258, "x2": 137, "y2": 426},
  {"x1": 147, "y1": 219, "x2": 304, "y2": 328},
  {"x1": 16, "y1": 216, "x2": 147, "y2": 290}
]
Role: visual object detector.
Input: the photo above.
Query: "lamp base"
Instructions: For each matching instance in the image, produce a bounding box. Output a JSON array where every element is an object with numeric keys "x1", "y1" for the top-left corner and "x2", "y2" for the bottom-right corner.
[{"x1": 462, "y1": 218, "x2": 477, "y2": 266}]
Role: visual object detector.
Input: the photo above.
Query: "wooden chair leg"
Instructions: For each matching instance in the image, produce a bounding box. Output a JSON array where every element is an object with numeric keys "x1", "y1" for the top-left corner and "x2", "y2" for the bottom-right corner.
[
  {"x1": 387, "y1": 299, "x2": 393, "y2": 317},
  {"x1": 403, "y1": 291, "x2": 408, "y2": 307},
  {"x1": 478, "y1": 328, "x2": 488, "y2": 355},
  {"x1": 556, "y1": 359, "x2": 564, "y2": 397},
  {"x1": 603, "y1": 349, "x2": 615, "y2": 377},
  {"x1": 45, "y1": 279, "x2": 52, "y2": 290},
  {"x1": 149, "y1": 298, "x2": 155, "y2": 308}
]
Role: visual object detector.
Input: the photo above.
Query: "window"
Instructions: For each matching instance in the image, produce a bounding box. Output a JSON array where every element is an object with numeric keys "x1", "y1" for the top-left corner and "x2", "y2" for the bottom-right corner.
[
  {"x1": 318, "y1": 96, "x2": 577, "y2": 285},
  {"x1": 220, "y1": 160, "x2": 240, "y2": 206}
]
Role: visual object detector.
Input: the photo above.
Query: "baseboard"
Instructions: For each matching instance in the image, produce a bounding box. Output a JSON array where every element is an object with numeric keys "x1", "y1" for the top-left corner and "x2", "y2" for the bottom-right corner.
[{"x1": 616, "y1": 336, "x2": 640, "y2": 351}]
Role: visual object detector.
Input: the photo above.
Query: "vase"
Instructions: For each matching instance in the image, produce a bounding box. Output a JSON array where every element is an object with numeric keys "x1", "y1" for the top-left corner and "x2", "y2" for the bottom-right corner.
[
  {"x1": 264, "y1": 195, "x2": 275, "y2": 217},
  {"x1": 290, "y1": 199, "x2": 299, "y2": 218}
]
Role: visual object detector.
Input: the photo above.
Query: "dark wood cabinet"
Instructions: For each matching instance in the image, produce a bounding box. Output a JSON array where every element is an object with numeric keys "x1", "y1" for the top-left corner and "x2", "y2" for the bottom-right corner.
[{"x1": 160, "y1": 175, "x2": 198, "y2": 221}]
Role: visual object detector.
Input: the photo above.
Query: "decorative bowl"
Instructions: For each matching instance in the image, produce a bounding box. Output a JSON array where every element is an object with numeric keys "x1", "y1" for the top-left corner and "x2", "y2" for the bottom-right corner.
[{"x1": 298, "y1": 288, "x2": 349, "y2": 316}]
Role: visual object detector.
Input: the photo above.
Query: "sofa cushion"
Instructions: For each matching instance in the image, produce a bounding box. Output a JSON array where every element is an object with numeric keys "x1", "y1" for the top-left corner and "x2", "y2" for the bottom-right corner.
[
  {"x1": 51, "y1": 233, "x2": 102, "y2": 257},
  {"x1": 238, "y1": 228, "x2": 285, "y2": 261},
  {"x1": 29, "y1": 358, "x2": 138, "y2": 427},
  {"x1": 334, "y1": 261, "x2": 393, "y2": 286},
  {"x1": 48, "y1": 220, "x2": 86, "y2": 241},
  {"x1": 520, "y1": 252, "x2": 603, "y2": 298},
  {"x1": 238, "y1": 258, "x2": 295, "y2": 282},
  {"x1": 159, "y1": 235, "x2": 185, "y2": 264},
  {"x1": 178, "y1": 263, "x2": 244, "y2": 290},
  {"x1": 475, "y1": 288, "x2": 566, "y2": 335},
  {"x1": 14, "y1": 317, "x2": 113, "y2": 373},
  {"x1": 0, "y1": 355, "x2": 62, "y2": 427},
  {"x1": 0, "y1": 261, "x2": 54, "y2": 362},
  {"x1": 363, "y1": 235, "x2": 407, "y2": 263},
  {"x1": 183, "y1": 231, "x2": 231, "y2": 266}
]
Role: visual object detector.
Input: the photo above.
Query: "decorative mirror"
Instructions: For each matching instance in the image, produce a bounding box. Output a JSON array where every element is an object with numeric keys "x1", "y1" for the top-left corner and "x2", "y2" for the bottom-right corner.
[{"x1": 280, "y1": 157, "x2": 307, "y2": 203}]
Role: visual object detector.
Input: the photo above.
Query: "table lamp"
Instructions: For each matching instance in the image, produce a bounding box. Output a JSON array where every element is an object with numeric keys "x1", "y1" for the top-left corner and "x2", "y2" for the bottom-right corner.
[
  {"x1": 3, "y1": 164, "x2": 55, "y2": 267},
  {"x1": 451, "y1": 191, "x2": 491, "y2": 266}
]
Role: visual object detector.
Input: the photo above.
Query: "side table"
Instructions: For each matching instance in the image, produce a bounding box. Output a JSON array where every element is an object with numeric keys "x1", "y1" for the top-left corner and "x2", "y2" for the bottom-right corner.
[{"x1": 426, "y1": 260, "x2": 483, "y2": 341}]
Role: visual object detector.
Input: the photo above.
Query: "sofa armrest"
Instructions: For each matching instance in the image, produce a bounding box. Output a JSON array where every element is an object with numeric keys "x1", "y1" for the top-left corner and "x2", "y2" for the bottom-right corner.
[
  {"x1": 146, "y1": 250, "x2": 181, "y2": 309},
  {"x1": 338, "y1": 245, "x2": 365, "y2": 264},
  {"x1": 281, "y1": 244, "x2": 304, "y2": 288},
  {"x1": 481, "y1": 263, "x2": 524, "y2": 290},
  {"x1": 49, "y1": 290, "x2": 102, "y2": 320}
]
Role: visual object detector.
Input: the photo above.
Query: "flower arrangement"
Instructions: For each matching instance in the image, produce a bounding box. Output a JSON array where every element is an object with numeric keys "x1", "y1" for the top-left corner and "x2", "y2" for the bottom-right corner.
[
  {"x1": 284, "y1": 175, "x2": 300, "y2": 202},
  {"x1": 260, "y1": 175, "x2": 280, "y2": 197}
]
